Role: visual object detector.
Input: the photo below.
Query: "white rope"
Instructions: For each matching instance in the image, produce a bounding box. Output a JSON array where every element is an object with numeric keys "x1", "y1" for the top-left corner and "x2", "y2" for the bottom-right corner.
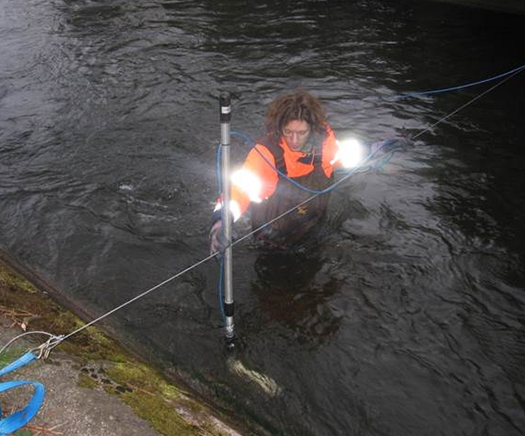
[{"x1": 0, "y1": 331, "x2": 56, "y2": 356}]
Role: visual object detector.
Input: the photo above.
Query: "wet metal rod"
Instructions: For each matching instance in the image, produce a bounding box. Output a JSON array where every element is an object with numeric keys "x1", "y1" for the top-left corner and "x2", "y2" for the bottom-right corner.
[{"x1": 219, "y1": 92, "x2": 234, "y2": 344}]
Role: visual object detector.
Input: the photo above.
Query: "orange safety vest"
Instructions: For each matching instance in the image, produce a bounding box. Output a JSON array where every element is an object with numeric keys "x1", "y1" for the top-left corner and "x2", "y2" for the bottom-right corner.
[{"x1": 229, "y1": 124, "x2": 339, "y2": 248}]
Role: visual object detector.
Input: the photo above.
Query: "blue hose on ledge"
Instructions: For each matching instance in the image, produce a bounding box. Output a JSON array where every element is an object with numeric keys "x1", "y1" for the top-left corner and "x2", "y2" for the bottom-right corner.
[{"x1": 0, "y1": 351, "x2": 44, "y2": 435}]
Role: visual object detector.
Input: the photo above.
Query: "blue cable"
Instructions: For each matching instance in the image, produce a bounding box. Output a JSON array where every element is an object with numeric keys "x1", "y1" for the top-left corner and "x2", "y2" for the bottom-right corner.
[
  {"x1": 401, "y1": 61, "x2": 525, "y2": 98},
  {"x1": 216, "y1": 143, "x2": 222, "y2": 194},
  {"x1": 217, "y1": 257, "x2": 225, "y2": 321},
  {"x1": 230, "y1": 130, "x2": 255, "y2": 147},
  {"x1": 214, "y1": 143, "x2": 226, "y2": 322}
]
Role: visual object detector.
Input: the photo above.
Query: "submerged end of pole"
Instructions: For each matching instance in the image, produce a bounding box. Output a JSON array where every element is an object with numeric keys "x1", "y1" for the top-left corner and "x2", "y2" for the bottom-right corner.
[
  {"x1": 225, "y1": 323, "x2": 235, "y2": 351},
  {"x1": 224, "y1": 302, "x2": 234, "y2": 350}
]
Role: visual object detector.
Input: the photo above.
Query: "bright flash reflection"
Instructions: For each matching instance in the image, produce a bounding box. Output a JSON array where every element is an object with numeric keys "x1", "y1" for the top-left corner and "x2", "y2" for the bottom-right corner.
[
  {"x1": 213, "y1": 200, "x2": 241, "y2": 222},
  {"x1": 331, "y1": 138, "x2": 364, "y2": 168},
  {"x1": 231, "y1": 169, "x2": 262, "y2": 203}
]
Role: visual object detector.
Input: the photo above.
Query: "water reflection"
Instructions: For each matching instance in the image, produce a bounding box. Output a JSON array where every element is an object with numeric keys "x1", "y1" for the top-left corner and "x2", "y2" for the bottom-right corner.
[{"x1": 252, "y1": 248, "x2": 343, "y2": 346}]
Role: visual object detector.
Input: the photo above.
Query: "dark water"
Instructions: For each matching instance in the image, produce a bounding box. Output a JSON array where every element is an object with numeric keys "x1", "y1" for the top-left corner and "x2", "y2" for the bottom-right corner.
[{"x1": 1, "y1": 0, "x2": 525, "y2": 434}]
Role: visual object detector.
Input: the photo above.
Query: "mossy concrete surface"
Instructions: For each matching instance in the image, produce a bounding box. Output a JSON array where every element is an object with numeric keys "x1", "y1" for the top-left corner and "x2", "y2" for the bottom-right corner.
[{"x1": 0, "y1": 257, "x2": 244, "y2": 436}]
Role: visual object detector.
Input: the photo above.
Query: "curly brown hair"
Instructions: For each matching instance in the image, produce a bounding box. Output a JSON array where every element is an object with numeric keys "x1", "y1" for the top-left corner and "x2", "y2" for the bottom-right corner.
[{"x1": 265, "y1": 90, "x2": 327, "y2": 140}]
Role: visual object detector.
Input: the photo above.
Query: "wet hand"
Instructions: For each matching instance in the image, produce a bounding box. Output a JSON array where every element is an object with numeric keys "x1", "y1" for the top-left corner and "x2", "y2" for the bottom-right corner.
[{"x1": 209, "y1": 220, "x2": 228, "y2": 256}]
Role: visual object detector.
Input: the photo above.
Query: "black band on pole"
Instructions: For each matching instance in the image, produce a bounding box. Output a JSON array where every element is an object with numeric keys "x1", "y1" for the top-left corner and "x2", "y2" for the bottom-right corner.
[
  {"x1": 220, "y1": 92, "x2": 231, "y2": 123},
  {"x1": 224, "y1": 302, "x2": 235, "y2": 317}
]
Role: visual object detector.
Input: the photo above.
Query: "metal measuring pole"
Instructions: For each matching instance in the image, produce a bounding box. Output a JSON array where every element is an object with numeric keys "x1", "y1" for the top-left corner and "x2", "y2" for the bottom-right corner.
[{"x1": 219, "y1": 92, "x2": 234, "y2": 346}]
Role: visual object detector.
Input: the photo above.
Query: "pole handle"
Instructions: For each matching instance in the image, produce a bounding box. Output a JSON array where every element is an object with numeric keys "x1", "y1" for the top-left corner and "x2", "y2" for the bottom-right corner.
[{"x1": 219, "y1": 92, "x2": 231, "y2": 123}]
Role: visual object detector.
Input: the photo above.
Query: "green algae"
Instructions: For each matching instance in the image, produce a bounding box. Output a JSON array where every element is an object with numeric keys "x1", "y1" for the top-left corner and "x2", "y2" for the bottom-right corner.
[
  {"x1": 0, "y1": 265, "x2": 37, "y2": 295},
  {"x1": 14, "y1": 430, "x2": 33, "y2": 436},
  {"x1": 77, "y1": 372, "x2": 98, "y2": 389},
  {"x1": 106, "y1": 362, "x2": 184, "y2": 400},
  {"x1": 0, "y1": 261, "x2": 127, "y2": 363},
  {"x1": 120, "y1": 388, "x2": 231, "y2": 436},
  {"x1": 104, "y1": 363, "x2": 230, "y2": 436},
  {"x1": 0, "y1": 345, "x2": 26, "y2": 368},
  {"x1": 121, "y1": 392, "x2": 199, "y2": 436}
]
